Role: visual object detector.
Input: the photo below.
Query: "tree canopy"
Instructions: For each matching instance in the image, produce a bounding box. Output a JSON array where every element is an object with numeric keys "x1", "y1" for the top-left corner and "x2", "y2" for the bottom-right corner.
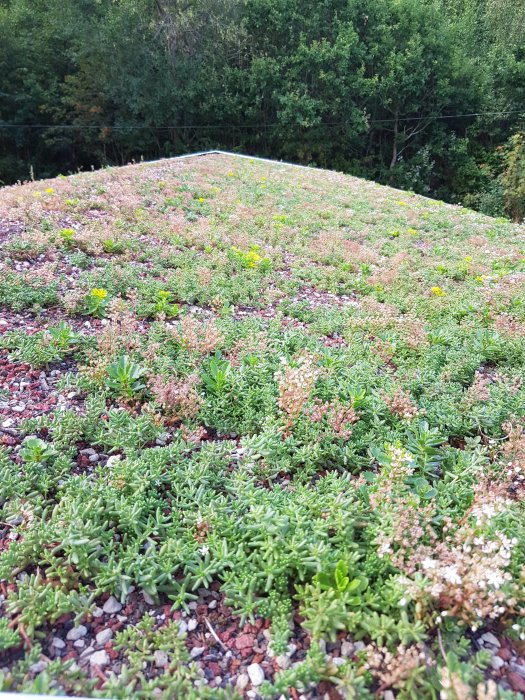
[{"x1": 0, "y1": 0, "x2": 524, "y2": 216}]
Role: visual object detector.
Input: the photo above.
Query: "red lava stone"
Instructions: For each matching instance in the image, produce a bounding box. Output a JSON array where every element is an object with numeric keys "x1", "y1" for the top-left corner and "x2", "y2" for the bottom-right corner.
[
  {"x1": 208, "y1": 662, "x2": 221, "y2": 676},
  {"x1": 240, "y1": 647, "x2": 252, "y2": 659},
  {"x1": 508, "y1": 672, "x2": 525, "y2": 693},
  {"x1": 498, "y1": 648, "x2": 512, "y2": 661},
  {"x1": 56, "y1": 613, "x2": 72, "y2": 625},
  {"x1": 107, "y1": 648, "x2": 119, "y2": 660},
  {"x1": 235, "y1": 634, "x2": 255, "y2": 650},
  {"x1": 252, "y1": 653, "x2": 264, "y2": 664}
]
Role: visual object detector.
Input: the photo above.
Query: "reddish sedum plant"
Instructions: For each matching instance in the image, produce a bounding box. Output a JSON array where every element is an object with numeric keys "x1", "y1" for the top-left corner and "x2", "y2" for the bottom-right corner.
[
  {"x1": 149, "y1": 373, "x2": 202, "y2": 422},
  {"x1": 275, "y1": 352, "x2": 320, "y2": 435},
  {"x1": 383, "y1": 388, "x2": 420, "y2": 421},
  {"x1": 171, "y1": 316, "x2": 224, "y2": 355},
  {"x1": 306, "y1": 398, "x2": 359, "y2": 439},
  {"x1": 363, "y1": 642, "x2": 434, "y2": 693}
]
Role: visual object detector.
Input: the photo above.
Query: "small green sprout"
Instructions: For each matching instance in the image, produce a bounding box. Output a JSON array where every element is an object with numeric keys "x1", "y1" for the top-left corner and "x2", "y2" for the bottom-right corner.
[
  {"x1": 106, "y1": 355, "x2": 147, "y2": 398},
  {"x1": 46, "y1": 321, "x2": 78, "y2": 350},
  {"x1": 84, "y1": 287, "x2": 109, "y2": 317},
  {"x1": 20, "y1": 437, "x2": 56, "y2": 464},
  {"x1": 153, "y1": 290, "x2": 180, "y2": 318},
  {"x1": 102, "y1": 238, "x2": 125, "y2": 254},
  {"x1": 201, "y1": 351, "x2": 231, "y2": 395},
  {"x1": 59, "y1": 228, "x2": 75, "y2": 248}
]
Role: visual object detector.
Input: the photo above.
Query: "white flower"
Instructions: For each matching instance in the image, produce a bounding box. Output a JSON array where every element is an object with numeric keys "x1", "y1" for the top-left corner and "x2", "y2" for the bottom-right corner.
[
  {"x1": 199, "y1": 545, "x2": 209, "y2": 556},
  {"x1": 485, "y1": 570, "x2": 505, "y2": 589},
  {"x1": 442, "y1": 566, "x2": 462, "y2": 585},
  {"x1": 422, "y1": 557, "x2": 437, "y2": 570}
]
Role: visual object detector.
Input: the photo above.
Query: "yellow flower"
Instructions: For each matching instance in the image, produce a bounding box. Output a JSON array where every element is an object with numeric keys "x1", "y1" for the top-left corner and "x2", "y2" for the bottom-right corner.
[
  {"x1": 464, "y1": 256, "x2": 472, "y2": 262},
  {"x1": 398, "y1": 200, "x2": 408, "y2": 206},
  {"x1": 475, "y1": 275, "x2": 485, "y2": 283},
  {"x1": 227, "y1": 171, "x2": 236, "y2": 177},
  {"x1": 197, "y1": 197, "x2": 205, "y2": 203},
  {"x1": 431, "y1": 286, "x2": 446, "y2": 297},
  {"x1": 46, "y1": 188, "x2": 54, "y2": 194},
  {"x1": 246, "y1": 251, "x2": 262, "y2": 268},
  {"x1": 407, "y1": 228, "x2": 418, "y2": 235},
  {"x1": 91, "y1": 288, "x2": 108, "y2": 299}
]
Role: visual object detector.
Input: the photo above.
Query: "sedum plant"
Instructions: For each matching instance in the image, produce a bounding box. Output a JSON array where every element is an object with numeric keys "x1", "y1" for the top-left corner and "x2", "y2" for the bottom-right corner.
[{"x1": 106, "y1": 355, "x2": 147, "y2": 398}]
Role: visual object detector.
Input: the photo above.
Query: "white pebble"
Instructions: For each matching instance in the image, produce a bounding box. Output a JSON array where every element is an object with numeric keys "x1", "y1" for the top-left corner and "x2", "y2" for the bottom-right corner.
[
  {"x1": 236, "y1": 673, "x2": 250, "y2": 690},
  {"x1": 66, "y1": 625, "x2": 87, "y2": 641},
  {"x1": 190, "y1": 646, "x2": 205, "y2": 659},
  {"x1": 96, "y1": 628, "x2": 113, "y2": 645},
  {"x1": 102, "y1": 596, "x2": 122, "y2": 614},
  {"x1": 247, "y1": 662, "x2": 265, "y2": 686},
  {"x1": 89, "y1": 650, "x2": 110, "y2": 667}
]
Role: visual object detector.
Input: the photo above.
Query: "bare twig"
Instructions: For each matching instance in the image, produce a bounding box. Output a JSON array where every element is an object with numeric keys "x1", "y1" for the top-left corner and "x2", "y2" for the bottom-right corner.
[
  {"x1": 437, "y1": 627, "x2": 447, "y2": 663},
  {"x1": 204, "y1": 616, "x2": 227, "y2": 651}
]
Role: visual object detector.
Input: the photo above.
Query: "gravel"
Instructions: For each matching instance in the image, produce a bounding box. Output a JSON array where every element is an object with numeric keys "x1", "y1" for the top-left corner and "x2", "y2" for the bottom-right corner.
[
  {"x1": 66, "y1": 625, "x2": 88, "y2": 641},
  {"x1": 96, "y1": 628, "x2": 114, "y2": 645},
  {"x1": 247, "y1": 662, "x2": 265, "y2": 686},
  {"x1": 89, "y1": 650, "x2": 110, "y2": 667},
  {"x1": 102, "y1": 595, "x2": 123, "y2": 614},
  {"x1": 190, "y1": 646, "x2": 206, "y2": 659}
]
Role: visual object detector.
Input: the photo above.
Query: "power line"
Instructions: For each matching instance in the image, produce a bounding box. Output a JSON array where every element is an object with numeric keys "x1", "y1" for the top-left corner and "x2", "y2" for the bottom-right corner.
[{"x1": 0, "y1": 109, "x2": 523, "y2": 131}]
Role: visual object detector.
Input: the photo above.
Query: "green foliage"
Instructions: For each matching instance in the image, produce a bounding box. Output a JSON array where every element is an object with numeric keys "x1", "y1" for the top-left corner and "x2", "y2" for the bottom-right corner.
[
  {"x1": 0, "y1": 323, "x2": 82, "y2": 367},
  {"x1": 83, "y1": 288, "x2": 110, "y2": 318},
  {"x1": 106, "y1": 355, "x2": 147, "y2": 398},
  {"x1": 5, "y1": 574, "x2": 95, "y2": 636},
  {"x1": 0, "y1": 272, "x2": 59, "y2": 311},
  {"x1": 108, "y1": 615, "x2": 233, "y2": 699},
  {"x1": 0, "y1": 0, "x2": 524, "y2": 214},
  {"x1": 201, "y1": 352, "x2": 231, "y2": 395},
  {"x1": 502, "y1": 132, "x2": 525, "y2": 222},
  {"x1": 0, "y1": 619, "x2": 21, "y2": 651},
  {"x1": 152, "y1": 290, "x2": 180, "y2": 318},
  {"x1": 19, "y1": 437, "x2": 56, "y2": 464},
  {"x1": 102, "y1": 238, "x2": 126, "y2": 254}
]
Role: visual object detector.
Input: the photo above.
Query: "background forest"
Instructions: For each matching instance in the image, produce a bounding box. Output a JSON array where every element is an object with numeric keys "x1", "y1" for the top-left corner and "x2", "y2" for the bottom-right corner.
[{"x1": 1, "y1": 0, "x2": 524, "y2": 218}]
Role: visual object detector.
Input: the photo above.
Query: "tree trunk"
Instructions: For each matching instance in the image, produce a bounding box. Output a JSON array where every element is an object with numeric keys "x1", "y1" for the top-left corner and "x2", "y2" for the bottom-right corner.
[{"x1": 389, "y1": 111, "x2": 398, "y2": 170}]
